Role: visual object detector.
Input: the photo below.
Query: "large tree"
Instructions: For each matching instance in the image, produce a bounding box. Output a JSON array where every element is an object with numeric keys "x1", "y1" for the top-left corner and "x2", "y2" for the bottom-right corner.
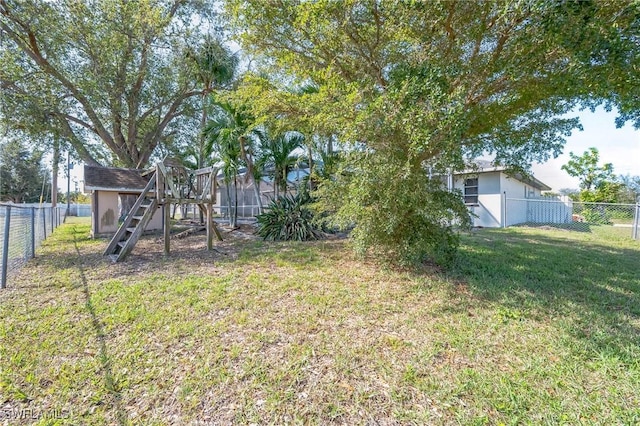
[
  {"x1": 225, "y1": 0, "x2": 639, "y2": 265},
  {"x1": 0, "y1": 0, "x2": 221, "y2": 168}
]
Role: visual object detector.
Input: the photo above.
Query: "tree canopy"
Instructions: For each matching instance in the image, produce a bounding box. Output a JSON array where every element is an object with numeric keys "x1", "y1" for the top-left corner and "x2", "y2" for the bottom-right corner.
[
  {"x1": 562, "y1": 148, "x2": 640, "y2": 203},
  {"x1": 0, "y1": 0, "x2": 224, "y2": 168},
  {"x1": 561, "y1": 148, "x2": 615, "y2": 192},
  {"x1": 224, "y1": 0, "x2": 639, "y2": 265}
]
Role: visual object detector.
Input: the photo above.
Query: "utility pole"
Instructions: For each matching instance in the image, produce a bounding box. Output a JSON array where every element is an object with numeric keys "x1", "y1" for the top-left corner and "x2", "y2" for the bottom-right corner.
[{"x1": 66, "y1": 152, "x2": 71, "y2": 213}]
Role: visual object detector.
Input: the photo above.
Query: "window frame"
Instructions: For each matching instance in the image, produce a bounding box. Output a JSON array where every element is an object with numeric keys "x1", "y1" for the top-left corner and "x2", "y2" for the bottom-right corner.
[{"x1": 464, "y1": 177, "x2": 479, "y2": 205}]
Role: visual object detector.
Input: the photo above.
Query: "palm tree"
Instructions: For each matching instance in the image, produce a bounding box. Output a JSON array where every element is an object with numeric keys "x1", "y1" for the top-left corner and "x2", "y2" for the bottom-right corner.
[
  {"x1": 258, "y1": 130, "x2": 304, "y2": 198},
  {"x1": 204, "y1": 100, "x2": 264, "y2": 225},
  {"x1": 187, "y1": 38, "x2": 238, "y2": 168}
]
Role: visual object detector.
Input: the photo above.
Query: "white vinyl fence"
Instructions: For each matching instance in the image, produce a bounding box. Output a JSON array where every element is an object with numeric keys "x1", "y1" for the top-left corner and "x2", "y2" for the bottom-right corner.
[{"x1": 505, "y1": 197, "x2": 640, "y2": 240}]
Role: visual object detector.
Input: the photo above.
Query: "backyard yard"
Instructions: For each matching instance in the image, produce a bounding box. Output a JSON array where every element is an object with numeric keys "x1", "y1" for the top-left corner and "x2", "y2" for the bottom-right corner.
[{"x1": 1, "y1": 217, "x2": 639, "y2": 425}]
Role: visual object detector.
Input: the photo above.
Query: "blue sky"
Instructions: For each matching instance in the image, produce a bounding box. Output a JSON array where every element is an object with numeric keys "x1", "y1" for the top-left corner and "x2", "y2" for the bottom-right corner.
[{"x1": 531, "y1": 106, "x2": 640, "y2": 191}]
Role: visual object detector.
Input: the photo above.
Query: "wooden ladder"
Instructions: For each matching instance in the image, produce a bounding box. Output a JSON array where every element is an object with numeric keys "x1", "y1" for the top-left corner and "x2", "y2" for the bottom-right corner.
[{"x1": 104, "y1": 174, "x2": 158, "y2": 262}]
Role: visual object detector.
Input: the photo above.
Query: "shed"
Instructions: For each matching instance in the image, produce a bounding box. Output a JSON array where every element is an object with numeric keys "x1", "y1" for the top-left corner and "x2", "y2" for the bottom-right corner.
[{"x1": 84, "y1": 165, "x2": 163, "y2": 237}]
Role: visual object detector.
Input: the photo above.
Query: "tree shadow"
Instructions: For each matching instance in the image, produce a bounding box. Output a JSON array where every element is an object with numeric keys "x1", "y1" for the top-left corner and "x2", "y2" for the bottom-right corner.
[
  {"x1": 72, "y1": 228, "x2": 128, "y2": 426},
  {"x1": 449, "y1": 229, "x2": 640, "y2": 364},
  {"x1": 511, "y1": 222, "x2": 593, "y2": 233}
]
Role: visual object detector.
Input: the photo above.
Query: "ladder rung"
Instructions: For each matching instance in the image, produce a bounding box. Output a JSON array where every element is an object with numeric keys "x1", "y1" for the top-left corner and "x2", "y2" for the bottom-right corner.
[
  {"x1": 132, "y1": 216, "x2": 144, "y2": 220},
  {"x1": 108, "y1": 254, "x2": 119, "y2": 262},
  {"x1": 126, "y1": 227, "x2": 136, "y2": 233},
  {"x1": 117, "y1": 242, "x2": 127, "y2": 248}
]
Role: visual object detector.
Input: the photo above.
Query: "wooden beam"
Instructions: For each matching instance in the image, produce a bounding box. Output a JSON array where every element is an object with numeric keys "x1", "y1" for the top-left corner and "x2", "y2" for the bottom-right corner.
[
  {"x1": 206, "y1": 203, "x2": 213, "y2": 250},
  {"x1": 157, "y1": 162, "x2": 180, "y2": 199},
  {"x1": 163, "y1": 201, "x2": 170, "y2": 255}
]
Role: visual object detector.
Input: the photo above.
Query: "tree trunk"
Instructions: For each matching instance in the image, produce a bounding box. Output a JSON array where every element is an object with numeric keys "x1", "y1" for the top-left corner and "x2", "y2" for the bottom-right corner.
[
  {"x1": 238, "y1": 136, "x2": 263, "y2": 215},
  {"x1": 199, "y1": 94, "x2": 208, "y2": 168},
  {"x1": 282, "y1": 168, "x2": 288, "y2": 196},
  {"x1": 252, "y1": 179, "x2": 262, "y2": 216},
  {"x1": 232, "y1": 175, "x2": 238, "y2": 227},
  {"x1": 307, "y1": 145, "x2": 314, "y2": 192},
  {"x1": 225, "y1": 181, "x2": 233, "y2": 227}
]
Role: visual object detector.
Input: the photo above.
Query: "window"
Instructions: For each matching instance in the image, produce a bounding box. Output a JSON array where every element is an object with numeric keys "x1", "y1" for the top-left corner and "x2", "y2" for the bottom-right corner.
[{"x1": 464, "y1": 178, "x2": 478, "y2": 205}]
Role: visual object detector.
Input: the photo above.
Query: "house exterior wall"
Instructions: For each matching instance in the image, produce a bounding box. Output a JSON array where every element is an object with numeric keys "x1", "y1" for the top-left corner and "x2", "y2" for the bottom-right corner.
[
  {"x1": 500, "y1": 174, "x2": 526, "y2": 226},
  {"x1": 470, "y1": 194, "x2": 503, "y2": 227},
  {"x1": 500, "y1": 174, "x2": 545, "y2": 226},
  {"x1": 478, "y1": 172, "x2": 500, "y2": 194},
  {"x1": 93, "y1": 191, "x2": 119, "y2": 236},
  {"x1": 91, "y1": 190, "x2": 162, "y2": 237},
  {"x1": 147, "y1": 206, "x2": 163, "y2": 230},
  {"x1": 454, "y1": 172, "x2": 504, "y2": 227}
]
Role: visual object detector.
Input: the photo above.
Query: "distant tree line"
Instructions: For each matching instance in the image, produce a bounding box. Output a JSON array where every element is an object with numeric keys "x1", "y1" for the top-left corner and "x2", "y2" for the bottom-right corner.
[{"x1": 0, "y1": 139, "x2": 49, "y2": 203}]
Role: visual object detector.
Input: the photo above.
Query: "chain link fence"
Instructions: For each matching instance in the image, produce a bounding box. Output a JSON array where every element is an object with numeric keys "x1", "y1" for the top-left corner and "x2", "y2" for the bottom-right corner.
[
  {"x1": 0, "y1": 204, "x2": 67, "y2": 289},
  {"x1": 505, "y1": 197, "x2": 640, "y2": 240}
]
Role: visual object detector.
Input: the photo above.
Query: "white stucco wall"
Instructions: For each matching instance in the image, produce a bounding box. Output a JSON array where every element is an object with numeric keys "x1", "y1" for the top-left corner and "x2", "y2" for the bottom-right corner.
[
  {"x1": 500, "y1": 175, "x2": 547, "y2": 226},
  {"x1": 452, "y1": 171, "x2": 552, "y2": 227},
  {"x1": 454, "y1": 172, "x2": 504, "y2": 227},
  {"x1": 468, "y1": 194, "x2": 503, "y2": 227}
]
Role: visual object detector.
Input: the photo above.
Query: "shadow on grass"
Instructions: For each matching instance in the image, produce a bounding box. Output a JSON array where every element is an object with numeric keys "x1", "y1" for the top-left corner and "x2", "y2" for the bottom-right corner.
[
  {"x1": 510, "y1": 222, "x2": 593, "y2": 233},
  {"x1": 72, "y1": 226, "x2": 128, "y2": 426},
  {"x1": 451, "y1": 229, "x2": 640, "y2": 364}
]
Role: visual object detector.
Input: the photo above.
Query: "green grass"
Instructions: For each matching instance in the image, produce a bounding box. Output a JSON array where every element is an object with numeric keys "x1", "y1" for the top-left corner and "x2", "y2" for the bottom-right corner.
[{"x1": 0, "y1": 218, "x2": 639, "y2": 425}]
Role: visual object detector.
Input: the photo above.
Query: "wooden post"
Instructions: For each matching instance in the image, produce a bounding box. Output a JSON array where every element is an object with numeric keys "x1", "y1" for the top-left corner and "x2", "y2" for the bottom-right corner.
[
  {"x1": 211, "y1": 174, "x2": 223, "y2": 241},
  {"x1": 156, "y1": 168, "x2": 163, "y2": 203},
  {"x1": 206, "y1": 203, "x2": 213, "y2": 251},
  {"x1": 163, "y1": 201, "x2": 170, "y2": 255}
]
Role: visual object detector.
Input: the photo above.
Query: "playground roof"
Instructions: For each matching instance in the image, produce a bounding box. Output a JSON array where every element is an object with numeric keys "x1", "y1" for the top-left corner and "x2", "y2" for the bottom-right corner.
[{"x1": 84, "y1": 165, "x2": 151, "y2": 192}]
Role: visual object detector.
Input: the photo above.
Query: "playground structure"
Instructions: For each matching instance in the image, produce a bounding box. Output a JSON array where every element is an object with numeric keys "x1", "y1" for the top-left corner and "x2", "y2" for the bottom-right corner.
[{"x1": 103, "y1": 158, "x2": 222, "y2": 262}]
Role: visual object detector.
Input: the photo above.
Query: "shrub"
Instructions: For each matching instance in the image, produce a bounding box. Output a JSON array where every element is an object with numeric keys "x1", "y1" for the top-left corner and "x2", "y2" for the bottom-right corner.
[
  {"x1": 582, "y1": 206, "x2": 612, "y2": 225},
  {"x1": 256, "y1": 193, "x2": 323, "y2": 241},
  {"x1": 316, "y1": 152, "x2": 472, "y2": 268}
]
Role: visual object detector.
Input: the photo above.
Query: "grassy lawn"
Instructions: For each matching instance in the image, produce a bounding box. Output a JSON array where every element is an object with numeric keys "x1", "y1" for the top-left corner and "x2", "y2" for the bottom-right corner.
[{"x1": 1, "y1": 217, "x2": 639, "y2": 425}]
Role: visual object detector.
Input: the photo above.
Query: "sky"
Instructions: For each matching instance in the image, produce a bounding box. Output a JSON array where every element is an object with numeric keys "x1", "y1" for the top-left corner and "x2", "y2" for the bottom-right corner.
[
  {"x1": 531, "y1": 106, "x2": 640, "y2": 192},
  {"x1": 62, "y1": 106, "x2": 638, "y2": 194}
]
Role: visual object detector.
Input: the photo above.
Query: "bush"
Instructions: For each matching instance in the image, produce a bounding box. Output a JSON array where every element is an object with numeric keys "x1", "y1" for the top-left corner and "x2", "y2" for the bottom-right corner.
[
  {"x1": 582, "y1": 206, "x2": 612, "y2": 225},
  {"x1": 316, "y1": 153, "x2": 472, "y2": 268},
  {"x1": 256, "y1": 193, "x2": 323, "y2": 241}
]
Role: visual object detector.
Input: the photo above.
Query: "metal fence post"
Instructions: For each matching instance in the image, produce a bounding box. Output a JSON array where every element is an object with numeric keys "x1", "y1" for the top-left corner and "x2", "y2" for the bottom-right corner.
[
  {"x1": 633, "y1": 202, "x2": 639, "y2": 241},
  {"x1": 30, "y1": 207, "x2": 36, "y2": 258},
  {"x1": 42, "y1": 208, "x2": 47, "y2": 240},
  {"x1": 502, "y1": 192, "x2": 507, "y2": 228},
  {"x1": 2, "y1": 205, "x2": 11, "y2": 289}
]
